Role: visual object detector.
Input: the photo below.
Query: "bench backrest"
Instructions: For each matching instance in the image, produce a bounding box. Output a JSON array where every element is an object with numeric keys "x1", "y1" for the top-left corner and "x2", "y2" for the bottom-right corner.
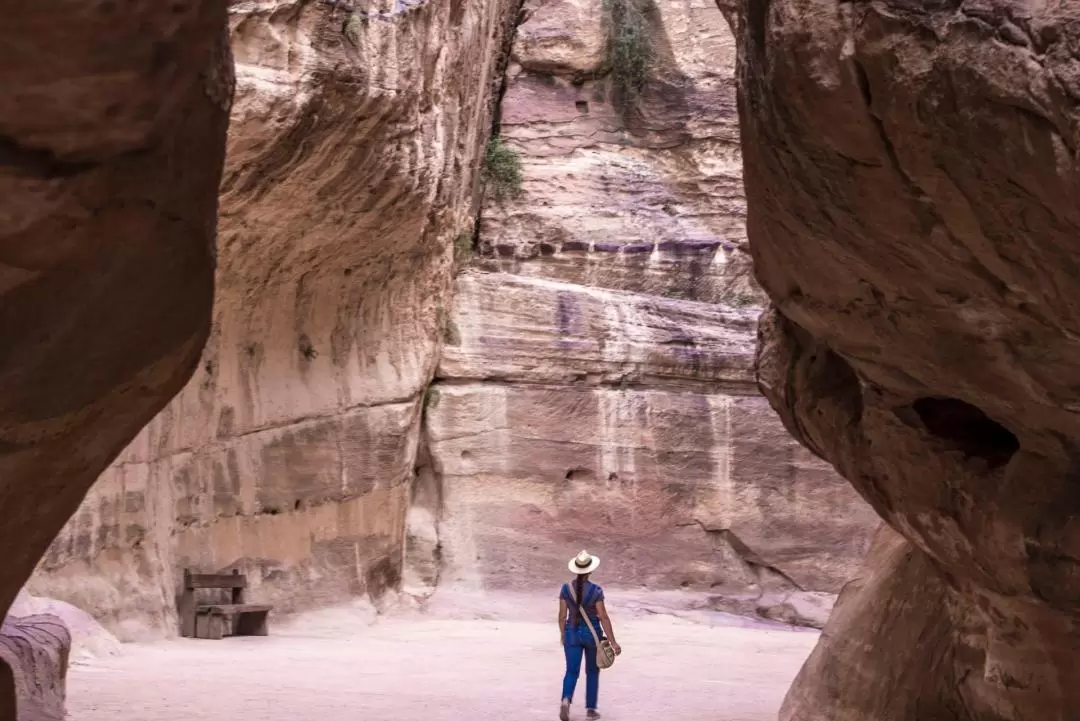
[{"x1": 183, "y1": 570, "x2": 247, "y2": 590}]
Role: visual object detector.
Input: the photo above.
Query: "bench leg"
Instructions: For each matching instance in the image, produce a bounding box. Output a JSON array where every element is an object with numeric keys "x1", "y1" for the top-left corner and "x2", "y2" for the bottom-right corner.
[
  {"x1": 178, "y1": 590, "x2": 196, "y2": 639},
  {"x1": 235, "y1": 611, "x2": 269, "y2": 637},
  {"x1": 195, "y1": 613, "x2": 227, "y2": 640}
]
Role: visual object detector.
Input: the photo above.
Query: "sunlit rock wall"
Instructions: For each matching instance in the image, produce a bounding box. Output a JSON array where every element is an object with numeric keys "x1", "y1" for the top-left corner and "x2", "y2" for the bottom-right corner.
[{"x1": 28, "y1": 0, "x2": 519, "y2": 639}]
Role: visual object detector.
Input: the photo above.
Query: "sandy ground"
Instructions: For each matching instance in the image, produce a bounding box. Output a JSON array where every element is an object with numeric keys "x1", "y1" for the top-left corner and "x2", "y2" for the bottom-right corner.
[{"x1": 66, "y1": 590, "x2": 817, "y2": 721}]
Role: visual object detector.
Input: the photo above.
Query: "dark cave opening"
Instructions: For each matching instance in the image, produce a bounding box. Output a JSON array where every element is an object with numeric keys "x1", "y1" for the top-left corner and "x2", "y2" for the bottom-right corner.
[{"x1": 910, "y1": 396, "x2": 1019, "y2": 468}]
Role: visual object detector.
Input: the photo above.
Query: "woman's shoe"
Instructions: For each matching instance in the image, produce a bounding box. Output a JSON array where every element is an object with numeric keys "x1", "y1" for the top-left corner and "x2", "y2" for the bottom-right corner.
[
  {"x1": 560, "y1": 699, "x2": 571, "y2": 721},
  {"x1": 586, "y1": 710, "x2": 601, "y2": 719}
]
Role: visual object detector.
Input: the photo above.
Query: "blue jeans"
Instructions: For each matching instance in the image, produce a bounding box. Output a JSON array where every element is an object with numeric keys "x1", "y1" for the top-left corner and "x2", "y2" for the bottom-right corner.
[{"x1": 562, "y1": 621, "x2": 601, "y2": 709}]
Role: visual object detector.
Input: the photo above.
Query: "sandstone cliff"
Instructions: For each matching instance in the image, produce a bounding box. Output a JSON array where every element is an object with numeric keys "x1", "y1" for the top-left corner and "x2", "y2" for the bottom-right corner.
[
  {"x1": 411, "y1": 0, "x2": 880, "y2": 626},
  {"x1": 736, "y1": 0, "x2": 1080, "y2": 719},
  {"x1": 27, "y1": 0, "x2": 879, "y2": 641},
  {"x1": 27, "y1": 0, "x2": 521, "y2": 638}
]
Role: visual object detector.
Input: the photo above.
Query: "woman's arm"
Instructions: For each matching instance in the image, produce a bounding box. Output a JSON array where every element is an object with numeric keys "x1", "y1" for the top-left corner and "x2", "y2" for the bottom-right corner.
[
  {"x1": 595, "y1": 600, "x2": 622, "y2": 654},
  {"x1": 558, "y1": 598, "x2": 567, "y2": 644}
]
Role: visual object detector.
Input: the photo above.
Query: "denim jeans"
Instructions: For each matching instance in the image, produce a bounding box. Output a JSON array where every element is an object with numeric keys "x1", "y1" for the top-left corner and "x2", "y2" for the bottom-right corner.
[{"x1": 562, "y1": 620, "x2": 601, "y2": 709}]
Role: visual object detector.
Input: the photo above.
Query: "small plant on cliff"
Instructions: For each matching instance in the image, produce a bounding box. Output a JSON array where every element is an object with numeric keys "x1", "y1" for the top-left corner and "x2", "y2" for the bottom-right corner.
[
  {"x1": 729, "y1": 292, "x2": 759, "y2": 308},
  {"x1": 604, "y1": 0, "x2": 653, "y2": 108},
  {"x1": 343, "y1": 12, "x2": 363, "y2": 47},
  {"x1": 454, "y1": 230, "x2": 474, "y2": 268},
  {"x1": 424, "y1": 386, "x2": 441, "y2": 410},
  {"x1": 482, "y1": 137, "x2": 524, "y2": 201},
  {"x1": 442, "y1": 315, "x2": 462, "y2": 346}
]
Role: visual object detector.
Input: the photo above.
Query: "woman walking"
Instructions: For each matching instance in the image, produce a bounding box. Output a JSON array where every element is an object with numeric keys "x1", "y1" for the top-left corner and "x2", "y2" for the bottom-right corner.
[{"x1": 558, "y1": 550, "x2": 621, "y2": 720}]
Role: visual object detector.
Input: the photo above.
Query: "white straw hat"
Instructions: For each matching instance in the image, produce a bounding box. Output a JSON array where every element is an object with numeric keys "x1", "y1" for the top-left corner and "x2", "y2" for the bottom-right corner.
[{"x1": 568, "y1": 549, "x2": 600, "y2": 575}]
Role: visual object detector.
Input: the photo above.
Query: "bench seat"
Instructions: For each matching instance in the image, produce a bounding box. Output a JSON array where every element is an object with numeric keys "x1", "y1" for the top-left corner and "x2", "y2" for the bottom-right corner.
[{"x1": 197, "y1": 603, "x2": 273, "y2": 615}]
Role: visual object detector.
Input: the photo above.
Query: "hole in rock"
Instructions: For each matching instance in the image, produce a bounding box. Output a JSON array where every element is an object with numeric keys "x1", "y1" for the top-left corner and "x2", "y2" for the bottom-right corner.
[
  {"x1": 460, "y1": 449, "x2": 473, "y2": 460},
  {"x1": 910, "y1": 396, "x2": 1019, "y2": 468},
  {"x1": 575, "y1": 100, "x2": 589, "y2": 114},
  {"x1": 564, "y1": 468, "x2": 595, "y2": 481}
]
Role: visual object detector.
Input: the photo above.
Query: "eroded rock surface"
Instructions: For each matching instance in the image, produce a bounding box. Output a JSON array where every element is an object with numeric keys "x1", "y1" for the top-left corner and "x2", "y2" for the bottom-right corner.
[
  {"x1": 737, "y1": 0, "x2": 1080, "y2": 718},
  {"x1": 29, "y1": 0, "x2": 879, "y2": 640},
  {"x1": 422, "y1": 273, "x2": 879, "y2": 625},
  {"x1": 477, "y1": 0, "x2": 758, "y2": 305},
  {"x1": 29, "y1": 0, "x2": 519, "y2": 638},
  {"x1": 0, "y1": 615, "x2": 71, "y2": 721},
  {"x1": 1, "y1": 0, "x2": 231, "y2": 712},
  {"x1": 401, "y1": 0, "x2": 881, "y2": 627}
]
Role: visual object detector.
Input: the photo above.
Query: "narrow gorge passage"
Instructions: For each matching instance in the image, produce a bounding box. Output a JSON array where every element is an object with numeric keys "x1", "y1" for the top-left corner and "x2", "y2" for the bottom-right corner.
[{"x1": 6, "y1": 0, "x2": 882, "y2": 719}]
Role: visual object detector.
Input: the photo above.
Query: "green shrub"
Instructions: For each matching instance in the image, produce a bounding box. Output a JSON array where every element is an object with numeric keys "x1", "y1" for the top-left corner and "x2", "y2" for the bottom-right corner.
[
  {"x1": 604, "y1": 0, "x2": 653, "y2": 107},
  {"x1": 482, "y1": 137, "x2": 524, "y2": 201},
  {"x1": 343, "y1": 13, "x2": 363, "y2": 46},
  {"x1": 424, "y1": 386, "x2": 441, "y2": 410},
  {"x1": 729, "y1": 293, "x2": 759, "y2": 308},
  {"x1": 442, "y1": 315, "x2": 461, "y2": 346},
  {"x1": 454, "y1": 231, "x2": 473, "y2": 266}
]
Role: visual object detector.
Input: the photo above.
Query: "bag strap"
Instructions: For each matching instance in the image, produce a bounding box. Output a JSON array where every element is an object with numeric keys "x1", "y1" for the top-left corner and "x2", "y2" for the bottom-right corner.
[{"x1": 567, "y1": 583, "x2": 604, "y2": 647}]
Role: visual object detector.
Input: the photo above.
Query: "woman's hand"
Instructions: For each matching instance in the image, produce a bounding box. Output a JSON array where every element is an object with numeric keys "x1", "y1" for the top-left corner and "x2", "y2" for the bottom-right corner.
[{"x1": 611, "y1": 641, "x2": 622, "y2": 655}]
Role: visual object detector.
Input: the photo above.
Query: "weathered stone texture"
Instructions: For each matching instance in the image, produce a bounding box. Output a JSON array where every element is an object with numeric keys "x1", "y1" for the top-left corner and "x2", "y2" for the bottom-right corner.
[
  {"x1": 1, "y1": 0, "x2": 231, "y2": 712},
  {"x1": 0, "y1": 615, "x2": 72, "y2": 721},
  {"x1": 423, "y1": 273, "x2": 879, "y2": 626},
  {"x1": 736, "y1": 0, "x2": 1080, "y2": 718},
  {"x1": 477, "y1": 0, "x2": 760, "y2": 305},
  {"x1": 404, "y1": 0, "x2": 877, "y2": 628},
  {"x1": 29, "y1": 0, "x2": 518, "y2": 638}
]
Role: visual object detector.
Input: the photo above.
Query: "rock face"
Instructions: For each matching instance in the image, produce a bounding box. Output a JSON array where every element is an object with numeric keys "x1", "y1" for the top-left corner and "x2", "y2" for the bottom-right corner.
[
  {"x1": 27, "y1": 0, "x2": 520, "y2": 638},
  {"x1": 10, "y1": 593, "x2": 123, "y2": 667},
  {"x1": 0, "y1": 615, "x2": 72, "y2": 721},
  {"x1": 737, "y1": 0, "x2": 1080, "y2": 718},
  {"x1": 422, "y1": 273, "x2": 878, "y2": 625},
  {"x1": 1, "y1": 0, "x2": 232, "y2": 713},
  {"x1": 479, "y1": 0, "x2": 755, "y2": 305},
  {"x1": 412, "y1": 0, "x2": 880, "y2": 627},
  {"x1": 28, "y1": 0, "x2": 879, "y2": 640}
]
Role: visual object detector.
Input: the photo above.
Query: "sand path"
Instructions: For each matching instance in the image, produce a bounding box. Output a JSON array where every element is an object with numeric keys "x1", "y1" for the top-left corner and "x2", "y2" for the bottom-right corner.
[{"x1": 66, "y1": 592, "x2": 816, "y2": 721}]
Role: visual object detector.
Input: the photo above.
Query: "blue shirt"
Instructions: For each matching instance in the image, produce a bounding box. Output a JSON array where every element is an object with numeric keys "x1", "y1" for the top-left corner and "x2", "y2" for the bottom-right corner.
[{"x1": 560, "y1": 581, "x2": 604, "y2": 627}]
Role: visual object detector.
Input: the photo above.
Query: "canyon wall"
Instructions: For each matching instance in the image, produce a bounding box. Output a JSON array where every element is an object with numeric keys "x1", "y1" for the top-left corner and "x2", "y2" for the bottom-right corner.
[
  {"x1": 735, "y1": 0, "x2": 1080, "y2": 719},
  {"x1": 1, "y1": 1, "x2": 232, "y2": 714},
  {"x1": 27, "y1": 0, "x2": 879, "y2": 638},
  {"x1": 412, "y1": 0, "x2": 880, "y2": 626},
  {"x1": 26, "y1": 0, "x2": 521, "y2": 639}
]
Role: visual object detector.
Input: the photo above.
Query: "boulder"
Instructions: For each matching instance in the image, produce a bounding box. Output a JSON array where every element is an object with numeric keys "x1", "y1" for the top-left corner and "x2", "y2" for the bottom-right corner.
[{"x1": 0, "y1": 615, "x2": 72, "y2": 721}]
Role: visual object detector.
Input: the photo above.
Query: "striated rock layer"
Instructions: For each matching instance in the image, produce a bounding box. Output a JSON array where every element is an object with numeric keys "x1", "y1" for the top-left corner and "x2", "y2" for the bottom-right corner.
[
  {"x1": 404, "y1": 0, "x2": 880, "y2": 627},
  {"x1": 477, "y1": 0, "x2": 757, "y2": 305},
  {"x1": 401, "y1": 0, "x2": 879, "y2": 626},
  {"x1": 1, "y1": 0, "x2": 232, "y2": 713},
  {"x1": 28, "y1": 0, "x2": 880, "y2": 641},
  {"x1": 736, "y1": 0, "x2": 1080, "y2": 718},
  {"x1": 420, "y1": 272, "x2": 879, "y2": 625},
  {"x1": 29, "y1": 0, "x2": 520, "y2": 638}
]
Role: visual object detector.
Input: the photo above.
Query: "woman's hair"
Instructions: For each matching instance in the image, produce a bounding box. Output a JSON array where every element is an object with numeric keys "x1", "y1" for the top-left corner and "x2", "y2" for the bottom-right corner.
[{"x1": 572, "y1": 573, "x2": 587, "y2": 628}]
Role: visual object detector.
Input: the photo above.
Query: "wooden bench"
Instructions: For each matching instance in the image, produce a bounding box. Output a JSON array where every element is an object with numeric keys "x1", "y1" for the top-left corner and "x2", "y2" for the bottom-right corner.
[{"x1": 178, "y1": 569, "x2": 272, "y2": 640}]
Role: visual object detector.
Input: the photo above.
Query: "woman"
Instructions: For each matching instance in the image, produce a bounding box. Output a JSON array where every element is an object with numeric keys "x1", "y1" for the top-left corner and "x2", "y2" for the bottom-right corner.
[{"x1": 558, "y1": 550, "x2": 622, "y2": 720}]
